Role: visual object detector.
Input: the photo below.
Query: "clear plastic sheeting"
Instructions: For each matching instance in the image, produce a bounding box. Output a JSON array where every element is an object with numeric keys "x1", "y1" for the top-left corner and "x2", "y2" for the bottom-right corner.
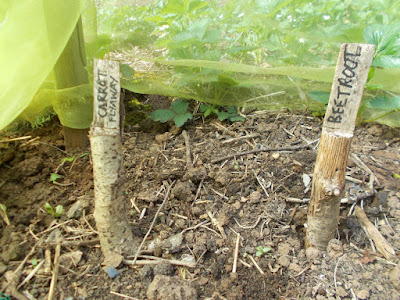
[{"x1": 1, "y1": 0, "x2": 400, "y2": 130}]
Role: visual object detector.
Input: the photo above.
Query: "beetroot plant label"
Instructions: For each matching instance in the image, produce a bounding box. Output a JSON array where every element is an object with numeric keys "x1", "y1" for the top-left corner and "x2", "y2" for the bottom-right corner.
[{"x1": 324, "y1": 44, "x2": 375, "y2": 135}]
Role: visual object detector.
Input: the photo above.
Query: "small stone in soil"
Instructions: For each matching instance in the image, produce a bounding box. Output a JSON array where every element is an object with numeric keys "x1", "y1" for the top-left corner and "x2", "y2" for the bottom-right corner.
[
  {"x1": 305, "y1": 247, "x2": 321, "y2": 259},
  {"x1": 356, "y1": 289, "x2": 370, "y2": 300}
]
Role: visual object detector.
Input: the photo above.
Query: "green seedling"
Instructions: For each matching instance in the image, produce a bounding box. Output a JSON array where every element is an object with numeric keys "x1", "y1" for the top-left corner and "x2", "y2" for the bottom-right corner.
[
  {"x1": 149, "y1": 99, "x2": 193, "y2": 127},
  {"x1": 49, "y1": 173, "x2": 62, "y2": 183},
  {"x1": 200, "y1": 104, "x2": 246, "y2": 122},
  {"x1": 393, "y1": 172, "x2": 400, "y2": 179},
  {"x1": 31, "y1": 258, "x2": 38, "y2": 267},
  {"x1": 44, "y1": 203, "x2": 64, "y2": 218},
  {"x1": 0, "y1": 204, "x2": 10, "y2": 226},
  {"x1": 255, "y1": 246, "x2": 272, "y2": 257},
  {"x1": 61, "y1": 152, "x2": 89, "y2": 163}
]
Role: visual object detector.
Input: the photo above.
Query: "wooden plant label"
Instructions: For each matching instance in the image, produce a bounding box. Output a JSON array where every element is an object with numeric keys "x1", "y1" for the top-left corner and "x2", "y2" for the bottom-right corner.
[
  {"x1": 306, "y1": 44, "x2": 375, "y2": 250},
  {"x1": 90, "y1": 59, "x2": 137, "y2": 266},
  {"x1": 92, "y1": 59, "x2": 121, "y2": 130},
  {"x1": 324, "y1": 44, "x2": 375, "y2": 134}
]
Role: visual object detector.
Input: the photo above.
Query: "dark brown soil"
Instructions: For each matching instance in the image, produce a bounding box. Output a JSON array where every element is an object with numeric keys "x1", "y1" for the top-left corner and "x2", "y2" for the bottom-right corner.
[{"x1": 1, "y1": 94, "x2": 399, "y2": 300}]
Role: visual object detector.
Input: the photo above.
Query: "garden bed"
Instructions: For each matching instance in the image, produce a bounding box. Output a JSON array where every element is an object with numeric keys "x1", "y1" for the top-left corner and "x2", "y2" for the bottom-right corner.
[{"x1": 0, "y1": 94, "x2": 399, "y2": 299}]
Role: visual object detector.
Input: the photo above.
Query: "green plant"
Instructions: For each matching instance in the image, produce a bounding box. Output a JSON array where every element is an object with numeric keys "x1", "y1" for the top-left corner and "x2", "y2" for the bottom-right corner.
[
  {"x1": 200, "y1": 104, "x2": 246, "y2": 122},
  {"x1": 44, "y1": 203, "x2": 64, "y2": 218},
  {"x1": 49, "y1": 173, "x2": 62, "y2": 183},
  {"x1": 149, "y1": 99, "x2": 193, "y2": 127},
  {"x1": 255, "y1": 245, "x2": 272, "y2": 257},
  {"x1": 0, "y1": 204, "x2": 10, "y2": 226},
  {"x1": 61, "y1": 152, "x2": 89, "y2": 163}
]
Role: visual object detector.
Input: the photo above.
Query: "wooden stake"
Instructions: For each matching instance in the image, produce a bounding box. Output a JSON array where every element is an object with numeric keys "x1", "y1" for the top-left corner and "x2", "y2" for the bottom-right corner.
[
  {"x1": 89, "y1": 59, "x2": 137, "y2": 266},
  {"x1": 306, "y1": 44, "x2": 375, "y2": 250}
]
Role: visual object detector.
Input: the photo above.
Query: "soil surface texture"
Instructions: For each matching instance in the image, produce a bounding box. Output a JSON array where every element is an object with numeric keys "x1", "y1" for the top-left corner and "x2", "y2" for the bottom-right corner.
[{"x1": 0, "y1": 94, "x2": 399, "y2": 300}]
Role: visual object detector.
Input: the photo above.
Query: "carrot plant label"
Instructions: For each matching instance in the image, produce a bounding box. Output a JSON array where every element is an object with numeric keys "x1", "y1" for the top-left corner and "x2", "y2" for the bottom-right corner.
[
  {"x1": 324, "y1": 44, "x2": 375, "y2": 134},
  {"x1": 93, "y1": 59, "x2": 120, "y2": 129}
]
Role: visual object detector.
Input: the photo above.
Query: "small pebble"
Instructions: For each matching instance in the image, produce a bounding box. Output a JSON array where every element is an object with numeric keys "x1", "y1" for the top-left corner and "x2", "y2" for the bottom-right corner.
[
  {"x1": 305, "y1": 247, "x2": 321, "y2": 259},
  {"x1": 356, "y1": 289, "x2": 370, "y2": 300},
  {"x1": 104, "y1": 266, "x2": 119, "y2": 279}
]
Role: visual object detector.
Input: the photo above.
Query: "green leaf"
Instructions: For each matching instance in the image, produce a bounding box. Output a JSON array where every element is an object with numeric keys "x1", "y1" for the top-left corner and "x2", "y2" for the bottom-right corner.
[
  {"x1": 171, "y1": 99, "x2": 190, "y2": 114},
  {"x1": 366, "y1": 96, "x2": 400, "y2": 110},
  {"x1": 54, "y1": 205, "x2": 64, "y2": 218},
  {"x1": 188, "y1": 0, "x2": 209, "y2": 13},
  {"x1": 187, "y1": 19, "x2": 210, "y2": 41},
  {"x1": 216, "y1": 111, "x2": 231, "y2": 121},
  {"x1": 31, "y1": 258, "x2": 38, "y2": 267},
  {"x1": 173, "y1": 112, "x2": 192, "y2": 127},
  {"x1": 120, "y1": 64, "x2": 134, "y2": 78},
  {"x1": 255, "y1": 251, "x2": 263, "y2": 257},
  {"x1": 308, "y1": 91, "x2": 330, "y2": 105},
  {"x1": 363, "y1": 24, "x2": 400, "y2": 68},
  {"x1": 44, "y1": 203, "x2": 55, "y2": 216},
  {"x1": 62, "y1": 156, "x2": 75, "y2": 163},
  {"x1": 229, "y1": 115, "x2": 246, "y2": 122},
  {"x1": 393, "y1": 172, "x2": 400, "y2": 179},
  {"x1": 49, "y1": 173, "x2": 62, "y2": 183},
  {"x1": 149, "y1": 109, "x2": 176, "y2": 122}
]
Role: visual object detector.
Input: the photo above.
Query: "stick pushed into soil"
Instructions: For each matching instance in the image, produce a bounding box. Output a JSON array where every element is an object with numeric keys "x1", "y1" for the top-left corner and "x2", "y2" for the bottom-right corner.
[{"x1": 306, "y1": 43, "x2": 375, "y2": 250}]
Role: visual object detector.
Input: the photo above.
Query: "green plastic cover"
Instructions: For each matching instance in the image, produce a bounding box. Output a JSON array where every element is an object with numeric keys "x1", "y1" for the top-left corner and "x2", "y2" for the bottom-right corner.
[{"x1": 0, "y1": 0, "x2": 95, "y2": 130}]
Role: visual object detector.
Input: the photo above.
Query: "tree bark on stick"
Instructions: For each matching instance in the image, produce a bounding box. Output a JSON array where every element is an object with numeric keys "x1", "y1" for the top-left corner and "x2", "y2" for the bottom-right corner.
[
  {"x1": 90, "y1": 60, "x2": 137, "y2": 266},
  {"x1": 306, "y1": 44, "x2": 375, "y2": 250}
]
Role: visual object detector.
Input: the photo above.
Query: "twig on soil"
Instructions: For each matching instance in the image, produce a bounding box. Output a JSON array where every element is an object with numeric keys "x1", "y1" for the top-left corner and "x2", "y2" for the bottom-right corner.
[
  {"x1": 130, "y1": 198, "x2": 141, "y2": 214},
  {"x1": 131, "y1": 181, "x2": 175, "y2": 265},
  {"x1": 286, "y1": 197, "x2": 309, "y2": 204},
  {"x1": 200, "y1": 224, "x2": 223, "y2": 239},
  {"x1": 248, "y1": 255, "x2": 265, "y2": 275},
  {"x1": 47, "y1": 243, "x2": 61, "y2": 300},
  {"x1": 294, "y1": 263, "x2": 311, "y2": 277},
  {"x1": 207, "y1": 211, "x2": 226, "y2": 239},
  {"x1": 34, "y1": 220, "x2": 73, "y2": 237},
  {"x1": 334, "y1": 255, "x2": 345, "y2": 290},
  {"x1": 17, "y1": 259, "x2": 45, "y2": 290},
  {"x1": 233, "y1": 216, "x2": 261, "y2": 229},
  {"x1": 349, "y1": 243, "x2": 397, "y2": 266},
  {"x1": 82, "y1": 210, "x2": 98, "y2": 235},
  {"x1": 350, "y1": 153, "x2": 380, "y2": 190},
  {"x1": 340, "y1": 190, "x2": 376, "y2": 205},
  {"x1": 44, "y1": 239, "x2": 100, "y2": 248},
  {"x1": 193, "y1": 177, "x2": 204, "y2": 203},
  {"x1": 210, "y1": 188, "x2": 229, "y2": 200},
  {"x1": 181, "y1": 220, "x2": 211, "y2": 234},
  {"x1": 181, "y1": 130, "x2": 192, "y2": 168},
  {"x1": 222, "y1": 133, "x2": 259, "y2": 144},
  {"x1": 211, "y1": 144, "x2": 311, "y2": 164},
  {"x1": 239, "y1": 258, "x2": 252, "y2": 268},
  {"x1": 232, "y1": 233, "x2": 240, "y2": 273},
  {"x1": 253, "y1": 171, "x2": 269, "y2": 197},
  {"x1": 354, "y1": 206, "x2": 396, "y2": 260},
  {"x1": 110, "y1": 291, "x2": 139, "y2": 300},
  {"x1": 0, "y1": 136, "x2": 32, "y2": 143},
  {"x1": 124, "y1": 255, "x2": 196, "y2": 268}
]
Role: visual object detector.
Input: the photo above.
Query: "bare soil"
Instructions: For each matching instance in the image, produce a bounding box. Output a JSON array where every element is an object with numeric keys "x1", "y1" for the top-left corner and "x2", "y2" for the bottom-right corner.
[{"x1": 0, "y1": 94, "x2": 399, "y2": 300}]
